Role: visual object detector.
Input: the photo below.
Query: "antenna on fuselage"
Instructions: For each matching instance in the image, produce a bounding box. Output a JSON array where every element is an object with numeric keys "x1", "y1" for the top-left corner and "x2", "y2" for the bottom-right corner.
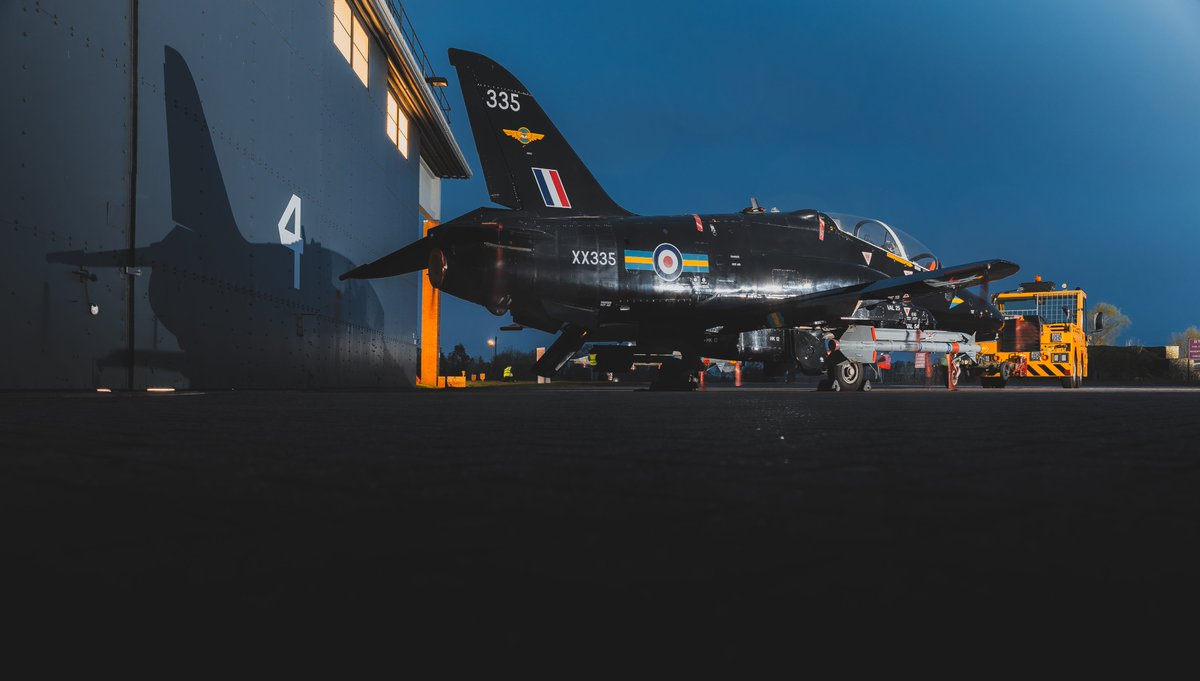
[{"x1": 742, "y1": 197, "x2": 766, "y2": 214}]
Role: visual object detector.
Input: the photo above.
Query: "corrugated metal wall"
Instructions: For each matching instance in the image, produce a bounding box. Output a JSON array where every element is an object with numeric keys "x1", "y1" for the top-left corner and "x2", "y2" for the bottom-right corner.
[{"x1": 1, "y1": 0, "x2": 426, "y2": 388}]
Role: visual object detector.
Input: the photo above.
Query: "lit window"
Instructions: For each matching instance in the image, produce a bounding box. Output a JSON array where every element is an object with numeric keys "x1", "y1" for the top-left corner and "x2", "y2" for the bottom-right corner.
[
  {"x1": 333, "y1": 0, "x2": 351, "y2": 61},
  {"x1": 333, "y1": 0, "x2": 369, "y2": 87},
  {"x1": 386, "y1": 91, "x2": 410, "y2": 159}
]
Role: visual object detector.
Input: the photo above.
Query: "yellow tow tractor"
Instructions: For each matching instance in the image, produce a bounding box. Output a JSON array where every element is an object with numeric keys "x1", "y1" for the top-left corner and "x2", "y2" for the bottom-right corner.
[{"x1": 974, "y1": 276, "x2": 1101, "y2": 389}]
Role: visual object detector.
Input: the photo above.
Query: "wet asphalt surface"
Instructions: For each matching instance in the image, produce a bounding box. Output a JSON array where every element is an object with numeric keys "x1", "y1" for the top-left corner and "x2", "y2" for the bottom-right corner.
[{"x1": 4, "y1": 383, "x2": 1200, "y2": 652}]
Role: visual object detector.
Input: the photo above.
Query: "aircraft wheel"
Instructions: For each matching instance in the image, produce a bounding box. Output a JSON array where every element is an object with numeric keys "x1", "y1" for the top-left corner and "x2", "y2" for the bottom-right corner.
[
  {"x1": 650, "y1": 357, "x2": 699, "y2": 391},
  {"x1": 831, "y1": 360, "x2": 866, "y2": 392}
]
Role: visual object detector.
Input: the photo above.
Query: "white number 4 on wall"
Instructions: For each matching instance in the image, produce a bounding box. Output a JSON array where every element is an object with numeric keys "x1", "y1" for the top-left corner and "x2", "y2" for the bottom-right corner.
[{"x1": 278, "y1": 194, "x2": 303, "y2": 289}]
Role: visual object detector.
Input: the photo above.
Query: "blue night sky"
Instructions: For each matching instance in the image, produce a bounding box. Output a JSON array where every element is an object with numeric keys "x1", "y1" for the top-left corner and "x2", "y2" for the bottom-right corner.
[{"x1": 404, "y1": 0, "x2": 1200, "y2": 359}]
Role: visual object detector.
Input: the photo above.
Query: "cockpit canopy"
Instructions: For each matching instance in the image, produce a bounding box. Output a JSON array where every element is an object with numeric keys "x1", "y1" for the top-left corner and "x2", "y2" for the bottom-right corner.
[{"x1": 827, "y1": 213, "x2": 938, "y2": 271}]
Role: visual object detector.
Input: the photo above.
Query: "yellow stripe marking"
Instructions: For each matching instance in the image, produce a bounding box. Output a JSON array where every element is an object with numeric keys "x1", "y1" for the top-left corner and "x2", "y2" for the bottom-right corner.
[
  {"x1": 682, "y1": 259, "x2": 708, "y2": 267},
  {"x1": 625, "y1": 256, "x2": 653, "y2": 264},
  {"x1": 886, "y1": 252, "x2": 915, "y2": 268}
]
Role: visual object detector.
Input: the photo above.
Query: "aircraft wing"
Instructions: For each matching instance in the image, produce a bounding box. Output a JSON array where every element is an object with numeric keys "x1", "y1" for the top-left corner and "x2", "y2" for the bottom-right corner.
[
  {"x1": 855, "y1": 258, "x2": 1018, "y2": 298},
  {"x1": 748, "y1": 259, "x2": 1019, "y2": 329}
]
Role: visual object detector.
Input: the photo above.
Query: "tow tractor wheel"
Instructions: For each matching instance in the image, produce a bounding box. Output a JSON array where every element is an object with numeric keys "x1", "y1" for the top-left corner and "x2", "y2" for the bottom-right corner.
[
  {"x1": 1061, "y1": 354, "x2": 1082, "y2": 389},
  {"x1": 830, "y1": 360, "x2": 866, "y2": 392},
  {"x1": 984, "y1": 362, "x2": 1010, "y2": 388}
]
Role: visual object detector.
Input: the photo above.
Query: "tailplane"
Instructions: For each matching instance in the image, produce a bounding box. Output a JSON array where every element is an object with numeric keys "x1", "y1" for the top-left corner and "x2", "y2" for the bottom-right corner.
[{"x1": 449, "y1": 48, "x2": 631, "y2": 217}]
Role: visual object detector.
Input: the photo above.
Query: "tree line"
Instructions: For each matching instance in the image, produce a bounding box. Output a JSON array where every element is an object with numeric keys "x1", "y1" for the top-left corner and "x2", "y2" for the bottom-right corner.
[
  {"x1": 1088, "y1": 302, "x2": 1198, "y2": 349},
  {"x1": 431, "y1": 344, "x2": 542, "y2": 380}
]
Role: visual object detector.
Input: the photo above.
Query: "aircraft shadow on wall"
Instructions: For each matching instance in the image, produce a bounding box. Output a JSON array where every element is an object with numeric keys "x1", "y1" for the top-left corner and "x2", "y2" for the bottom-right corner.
[
  {"x1": 340, "y1": 48, "x2": 1020, "y2": 391},
  {"x1": 47, "y1": 47, "x2": 398, "y2": 387}
]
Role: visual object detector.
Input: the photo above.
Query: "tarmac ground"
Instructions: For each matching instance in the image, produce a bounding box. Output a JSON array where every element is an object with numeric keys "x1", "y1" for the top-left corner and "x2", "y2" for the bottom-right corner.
[{"x1": 4, "y1": 382, "x2": 1200, "y2": 654}]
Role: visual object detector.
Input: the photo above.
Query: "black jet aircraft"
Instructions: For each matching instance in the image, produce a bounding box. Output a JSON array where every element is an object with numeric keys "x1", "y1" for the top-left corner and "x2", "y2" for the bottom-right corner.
[{"x1": 343, "y1": 49, "x2": 1019, "y2": 391}]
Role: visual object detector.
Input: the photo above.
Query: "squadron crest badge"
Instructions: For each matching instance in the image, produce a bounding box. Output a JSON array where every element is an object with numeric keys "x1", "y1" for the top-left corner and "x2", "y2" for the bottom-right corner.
[{"x1": 503, "y1": 127, "x2": 545, "y2": 145}]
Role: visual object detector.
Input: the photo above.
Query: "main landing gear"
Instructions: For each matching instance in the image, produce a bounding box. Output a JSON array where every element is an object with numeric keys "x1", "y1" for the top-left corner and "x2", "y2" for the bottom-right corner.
[
  {"x1": 818, "y1": 356, "x2": 872, "y2": 392},
  {"x1": 649, "y1": 355, "x2": 703, "y2": 391}
]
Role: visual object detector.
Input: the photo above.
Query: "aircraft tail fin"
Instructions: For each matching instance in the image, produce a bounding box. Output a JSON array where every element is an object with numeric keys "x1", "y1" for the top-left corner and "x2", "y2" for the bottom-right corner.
[
  {"x1": 163, "y1": 46, "x2": 240, "y2": 237},
  {"x1": 448, "y1": 49, "x2": 631, "y2": 217}
]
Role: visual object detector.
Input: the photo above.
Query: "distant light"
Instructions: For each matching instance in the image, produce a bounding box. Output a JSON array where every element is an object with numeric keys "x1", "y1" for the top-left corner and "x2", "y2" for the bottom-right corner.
[
  {"x1": 146, "y1": 387, "x2": 176, "y2": 393},
  {"x1": 425, "y1": 76, "x2": 449, "y2": 87},
  {"x1": 96, "y1": 388, "x2": 112, "y2": 393},
  {"x1": 487, "y1": 339, "x2": 496, "y2": 346},
  {"x1": 1035, "y1": 275, "x2": 1042, "y2": 282}
]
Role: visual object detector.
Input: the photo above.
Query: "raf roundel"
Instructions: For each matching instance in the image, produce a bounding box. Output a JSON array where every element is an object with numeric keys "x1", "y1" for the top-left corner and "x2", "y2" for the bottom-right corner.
[{"x1": 652, "y1": 243, "x2": 684, "y2": 281}]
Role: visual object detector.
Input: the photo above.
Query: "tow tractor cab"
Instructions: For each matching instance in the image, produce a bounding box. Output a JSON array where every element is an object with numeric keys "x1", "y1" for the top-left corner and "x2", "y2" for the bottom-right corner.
[{"x1": 975, "y1": 277, "x2": 1095, "y2": 388}]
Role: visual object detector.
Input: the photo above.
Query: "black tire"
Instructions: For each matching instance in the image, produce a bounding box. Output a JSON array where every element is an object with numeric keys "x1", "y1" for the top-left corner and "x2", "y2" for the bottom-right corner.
[
  {"x1": 830, "y1": 360, "x2": 866, "y2": 392},
  {"x1": 1061, "y1": 355, "x2": 1080, "y2": 389},
  {"x1": 650, "y1": 358, "x2": 698, "y2": 391}
]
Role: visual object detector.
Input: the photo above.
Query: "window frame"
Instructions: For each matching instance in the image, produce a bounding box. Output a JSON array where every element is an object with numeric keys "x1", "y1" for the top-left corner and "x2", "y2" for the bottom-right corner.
[
  {"x1": 333, "y1": 0, "x2": 369, "y2": 87},
  {"x1": 386, "y1": 90, "x2": 410, "y2": 159}
]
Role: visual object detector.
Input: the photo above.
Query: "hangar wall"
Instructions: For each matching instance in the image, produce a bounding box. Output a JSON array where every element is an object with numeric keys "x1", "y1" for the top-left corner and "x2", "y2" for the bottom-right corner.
[{"x1": 0, "y1": 0, "x2": 466, "y2": 389}]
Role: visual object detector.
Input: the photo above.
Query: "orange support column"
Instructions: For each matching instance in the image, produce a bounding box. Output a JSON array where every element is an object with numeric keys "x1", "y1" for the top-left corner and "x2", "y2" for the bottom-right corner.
[{"x1": 419, "y1": 219, "x2": 440, "y2": 388}]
